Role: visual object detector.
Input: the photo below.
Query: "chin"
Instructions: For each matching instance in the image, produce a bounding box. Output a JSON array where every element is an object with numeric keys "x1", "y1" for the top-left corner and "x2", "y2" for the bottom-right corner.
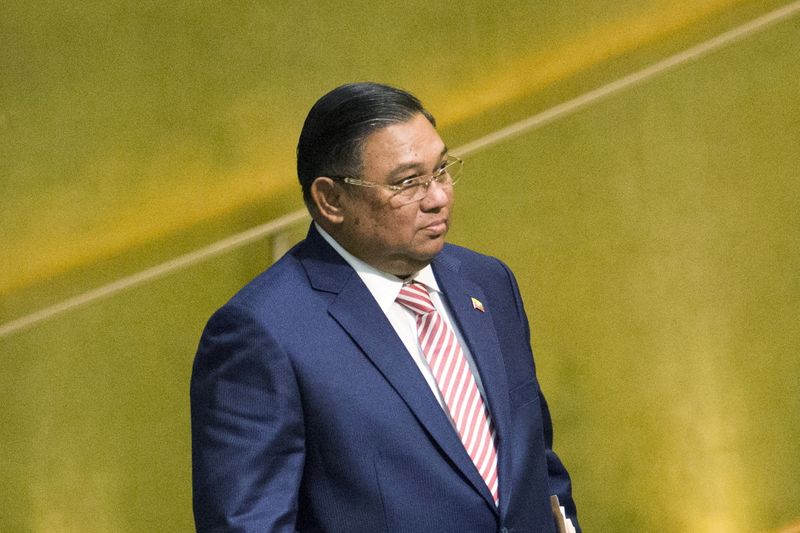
[{"x1": 417, "y1": 240, "x2": 446, "y2": 261}]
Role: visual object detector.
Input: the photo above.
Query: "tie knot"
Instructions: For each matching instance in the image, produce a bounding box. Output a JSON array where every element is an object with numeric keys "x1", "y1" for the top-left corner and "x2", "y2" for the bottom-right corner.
[{"x1": 396, "y1": 282, "x2": 436, "y2": 315}]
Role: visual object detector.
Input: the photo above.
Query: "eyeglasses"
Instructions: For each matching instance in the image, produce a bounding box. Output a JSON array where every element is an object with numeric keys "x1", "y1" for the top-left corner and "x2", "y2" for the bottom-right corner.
[{"x1": 333, "y1": 155, "x2": 463, "y2": 206}]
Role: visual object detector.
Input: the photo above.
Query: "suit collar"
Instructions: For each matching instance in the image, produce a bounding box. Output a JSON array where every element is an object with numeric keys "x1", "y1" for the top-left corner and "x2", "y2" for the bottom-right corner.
[{"x1": 295, "y1": 223, "x2": 356, "y2": 294}]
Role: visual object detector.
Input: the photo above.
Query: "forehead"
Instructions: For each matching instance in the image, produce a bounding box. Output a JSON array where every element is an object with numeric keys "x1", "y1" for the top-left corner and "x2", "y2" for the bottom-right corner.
[{"x1": 359, "y1": 114, "x2": 446, "y2": 176}]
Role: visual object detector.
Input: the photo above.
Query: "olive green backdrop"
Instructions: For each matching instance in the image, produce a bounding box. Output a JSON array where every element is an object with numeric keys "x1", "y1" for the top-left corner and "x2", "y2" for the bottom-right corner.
[{"x1": 2, "y1": 1, "x2": 798, "y2": 531}]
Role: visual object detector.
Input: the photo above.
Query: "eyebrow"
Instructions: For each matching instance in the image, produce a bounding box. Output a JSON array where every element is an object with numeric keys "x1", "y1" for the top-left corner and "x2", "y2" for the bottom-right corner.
[{"x1": 387, "y1": 147, "x2": 449, "y2": 178}]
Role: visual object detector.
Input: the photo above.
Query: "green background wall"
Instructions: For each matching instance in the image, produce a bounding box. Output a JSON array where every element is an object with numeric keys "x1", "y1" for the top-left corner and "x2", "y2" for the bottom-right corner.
[{"x1": 2, "y1": 1, "x2": 799, "y2": 531}]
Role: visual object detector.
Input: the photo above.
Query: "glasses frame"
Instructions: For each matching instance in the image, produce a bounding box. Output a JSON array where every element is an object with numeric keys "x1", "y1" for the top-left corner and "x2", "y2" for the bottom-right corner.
[{"x1": 332, "y1": 155, "x2": 463, "y2": 205}]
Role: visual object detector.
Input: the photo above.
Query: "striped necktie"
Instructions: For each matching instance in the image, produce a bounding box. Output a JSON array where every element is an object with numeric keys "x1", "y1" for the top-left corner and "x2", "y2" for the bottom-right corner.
[{"x1": 396, "y1": 281, "x2": 499, "y2": 505}]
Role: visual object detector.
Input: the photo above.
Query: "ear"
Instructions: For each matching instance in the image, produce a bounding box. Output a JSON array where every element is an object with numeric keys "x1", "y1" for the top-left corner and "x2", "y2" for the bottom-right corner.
[{"x1": 310, "y1": 177, "x2": 345, "y2": 225}]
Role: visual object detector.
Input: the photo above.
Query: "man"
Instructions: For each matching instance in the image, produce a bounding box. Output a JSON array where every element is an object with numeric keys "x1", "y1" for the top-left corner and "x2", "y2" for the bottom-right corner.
[{"x1": 191, "y1": 82, "x2": 580, "y2": 532}]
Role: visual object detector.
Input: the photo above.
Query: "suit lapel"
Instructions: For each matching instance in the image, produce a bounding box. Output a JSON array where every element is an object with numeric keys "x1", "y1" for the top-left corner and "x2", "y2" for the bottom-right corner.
[
  {"x1": 299, "y1": 226, "x2": 505, "y2": 513},
  {"x1": 432, "y1": 252, "x2": 513, "y2": 514}
]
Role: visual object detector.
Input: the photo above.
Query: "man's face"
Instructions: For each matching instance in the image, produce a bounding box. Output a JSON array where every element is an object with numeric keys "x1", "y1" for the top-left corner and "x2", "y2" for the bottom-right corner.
[{"x1": 336, "y1": 113, "x2": 454, "y2": 277}]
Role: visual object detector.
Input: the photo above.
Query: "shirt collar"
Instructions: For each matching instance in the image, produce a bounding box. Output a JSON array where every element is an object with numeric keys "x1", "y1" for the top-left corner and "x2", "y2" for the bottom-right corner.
[{"x1": 314, "y1": 223, "x2": 441, "y2": 312}]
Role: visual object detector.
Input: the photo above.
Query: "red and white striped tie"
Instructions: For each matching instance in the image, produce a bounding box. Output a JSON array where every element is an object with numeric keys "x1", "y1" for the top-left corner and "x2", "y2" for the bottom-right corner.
[{"x1": 396, "y1": 281, "x2": 499, "y2": 505}]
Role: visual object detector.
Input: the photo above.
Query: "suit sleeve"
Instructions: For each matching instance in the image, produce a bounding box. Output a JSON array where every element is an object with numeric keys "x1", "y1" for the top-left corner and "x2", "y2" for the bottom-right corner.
[
  {"x1": 499, "y1": 260, "x2": 581, "y2": 532},
  {"x1": 190, "y1": 303, "x2": 304, "y2": 533}
]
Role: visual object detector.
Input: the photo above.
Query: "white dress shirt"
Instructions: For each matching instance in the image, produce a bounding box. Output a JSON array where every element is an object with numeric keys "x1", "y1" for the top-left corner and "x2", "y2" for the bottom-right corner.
[{"x1": 315, "y1": 223, "x2": 489, "y2": 420}]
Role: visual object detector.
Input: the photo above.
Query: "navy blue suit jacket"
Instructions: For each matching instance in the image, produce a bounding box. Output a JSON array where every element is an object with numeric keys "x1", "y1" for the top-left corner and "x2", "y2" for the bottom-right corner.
[{"x1": 191, "y1": 224, "x2": 579, "y2": 532}]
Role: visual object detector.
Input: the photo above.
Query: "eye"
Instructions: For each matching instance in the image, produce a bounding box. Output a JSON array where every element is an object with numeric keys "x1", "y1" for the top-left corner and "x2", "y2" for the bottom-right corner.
[{"x1": 395, "y1": 176, "x2": 422, "y2": 189}]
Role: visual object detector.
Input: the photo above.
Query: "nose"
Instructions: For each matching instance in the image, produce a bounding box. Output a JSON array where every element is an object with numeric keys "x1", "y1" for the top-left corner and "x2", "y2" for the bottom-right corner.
[{"x1": 419, "y1": 178, "x2": 451, "y2": 211}]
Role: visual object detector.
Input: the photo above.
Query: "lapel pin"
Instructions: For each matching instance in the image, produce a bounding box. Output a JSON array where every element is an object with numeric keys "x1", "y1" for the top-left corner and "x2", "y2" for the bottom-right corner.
[{"x1": 471, "y1": 297, "x2": 485, "y2": 312}]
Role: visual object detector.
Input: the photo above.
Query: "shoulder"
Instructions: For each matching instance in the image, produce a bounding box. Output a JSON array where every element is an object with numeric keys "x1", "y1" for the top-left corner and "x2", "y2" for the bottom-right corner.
[
  {"x1": 208, "y1": 242, "x2": 333, "y2": 337},
  {"x1": 206, "y1": 227, "x2": 354, "y2": 330},
  {"x1": 195, "y1": 244, "x2": 333, "y2": 370},
  {"x1": 226, "y1": 252, "x2": 307, "y2": 309}
]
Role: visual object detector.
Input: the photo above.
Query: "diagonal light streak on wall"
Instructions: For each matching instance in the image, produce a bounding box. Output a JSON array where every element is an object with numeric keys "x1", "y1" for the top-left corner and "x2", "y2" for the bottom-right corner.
[{"x1": 2, "y1": 0, "x2": 799, "y2": 340}]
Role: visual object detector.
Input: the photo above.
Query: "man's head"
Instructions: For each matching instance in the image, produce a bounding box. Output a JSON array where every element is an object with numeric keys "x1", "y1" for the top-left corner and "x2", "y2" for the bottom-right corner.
[
  {"x1": 297, "y1": 83, "x2": 457, "y2": 277},
  {"x1": 297, "y1": 82, "x2": 436, "y2": 206}
]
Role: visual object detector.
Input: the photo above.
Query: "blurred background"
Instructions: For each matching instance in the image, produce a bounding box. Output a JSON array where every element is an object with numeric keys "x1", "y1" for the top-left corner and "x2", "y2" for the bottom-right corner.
[{"x1": 2, "y1": 1, "x2": 799, "y2": 531}]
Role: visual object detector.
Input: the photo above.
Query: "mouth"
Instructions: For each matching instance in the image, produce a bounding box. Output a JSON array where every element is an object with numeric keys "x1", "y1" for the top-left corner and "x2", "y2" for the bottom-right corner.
[{"x1": 422, "y1": 219, "x2": 449, "y2": 235}]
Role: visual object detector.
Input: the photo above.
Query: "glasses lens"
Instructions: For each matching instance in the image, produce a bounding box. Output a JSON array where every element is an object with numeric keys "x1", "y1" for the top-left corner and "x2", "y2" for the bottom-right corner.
[
  {"x1": 390, "y1": 157, "x2": 463, "y2": 206},
  {"x1": 394, "y1": 183, "x2": 426, "y2": 205}
]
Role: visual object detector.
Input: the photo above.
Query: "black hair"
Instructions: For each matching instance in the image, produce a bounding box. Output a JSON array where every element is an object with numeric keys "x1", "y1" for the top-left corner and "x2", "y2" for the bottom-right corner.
[{"x1": 296, "y1": 82, "x2": 435, "y2": 207}]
